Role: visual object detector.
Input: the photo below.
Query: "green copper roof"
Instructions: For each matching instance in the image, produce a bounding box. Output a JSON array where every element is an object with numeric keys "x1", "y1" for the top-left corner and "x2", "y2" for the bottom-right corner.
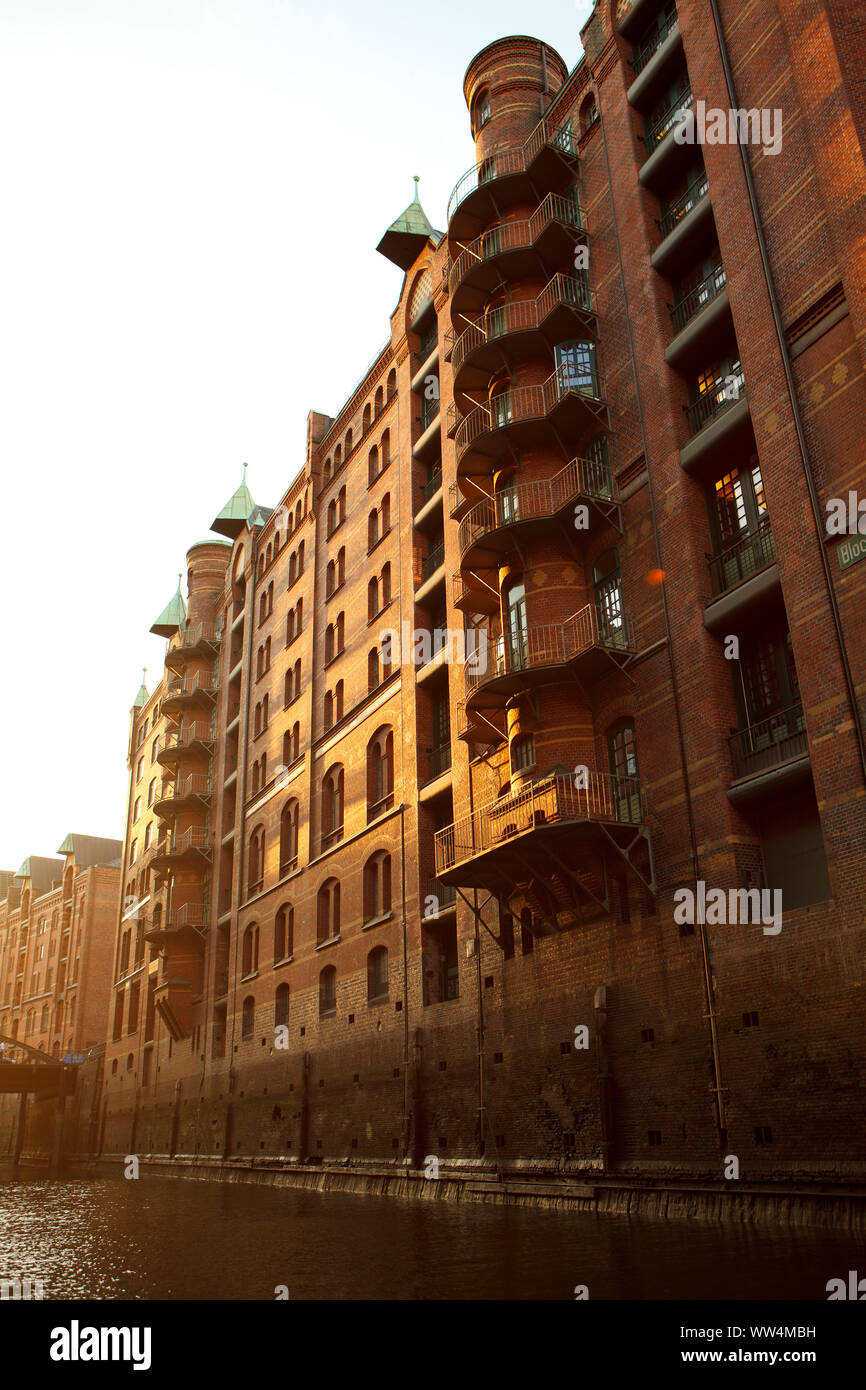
[
  {"x1": 15, "y1": 858, "x2": 31, "y2": 879},
  {"x1": 211, "y1": 463, "x2": 257, "y2": 538},
  {"x1": 377, "y1": 177, "x2": 442, "y2": 270},
  {"x1": 132, "y1": 667, "x2": 149, "y2": 708},
  {"x1": 150, "y1": 578, "x2": 187, "y2": 637}
]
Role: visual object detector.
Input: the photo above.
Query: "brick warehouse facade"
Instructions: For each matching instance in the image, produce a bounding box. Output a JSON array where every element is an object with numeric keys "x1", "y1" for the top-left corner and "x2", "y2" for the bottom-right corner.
[{"x1": 98, "y1": 0, "x2": 866, "y2": 1185}]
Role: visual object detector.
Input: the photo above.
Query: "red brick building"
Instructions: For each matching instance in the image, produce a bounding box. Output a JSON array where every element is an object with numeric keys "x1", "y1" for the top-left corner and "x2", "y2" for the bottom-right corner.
[{"x1": 101, "y1": 0, "x2": 866, "y2": 1184}]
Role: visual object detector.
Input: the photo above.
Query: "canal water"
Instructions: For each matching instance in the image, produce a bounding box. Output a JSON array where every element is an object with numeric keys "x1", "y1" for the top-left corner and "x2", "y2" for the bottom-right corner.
[{"x1": 0, "y1": 1171, "x2": 862, "y2": 1300}]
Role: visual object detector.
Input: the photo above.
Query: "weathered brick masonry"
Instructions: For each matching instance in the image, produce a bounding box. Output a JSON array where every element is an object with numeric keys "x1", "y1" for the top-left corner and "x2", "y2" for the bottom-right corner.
[{"x1": 95, "y1": 0, "x2": 866, "y2": 1185}]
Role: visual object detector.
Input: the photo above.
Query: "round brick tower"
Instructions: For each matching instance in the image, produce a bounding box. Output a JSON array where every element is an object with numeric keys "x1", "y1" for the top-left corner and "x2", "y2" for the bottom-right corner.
[{"x1": 447, "y1": 34, "x2": 630, "y2": 816}]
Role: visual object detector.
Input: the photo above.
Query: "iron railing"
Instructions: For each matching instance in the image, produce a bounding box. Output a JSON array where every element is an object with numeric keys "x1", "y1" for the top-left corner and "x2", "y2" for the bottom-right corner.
[
  {"x1": 159, "y1": 721, "x2": 214, "y2": 754},
  {"x1": 416, "y1": 325, "x2": 438, "y2": 361},
  {"x1": 448, "y1": 114, "x2": 577, "y2": 221},
  {"x1": 420, "y1": 397, "x2": 441, "y2": 432},
  {"x1": 685, "y1": 367, "x2": 746, "y2": 434},
  {"x1": 421, "y1": 539, "x2": 445, "y2": 581},
  {"x1": 729, "y1": 703, "x2": 807, "y2": 781},
  {"x1": 154, "y1": 774, "x2": 211, "y2": 806},
  {"x1": 452, "y1": 273, "x2": 594, "y2": 375},
  {"x1": 658, "y1": 172, "x2": 709, "y2": 238},
  {"x1": 456, "y1": 361, "x2": 604, "y2": 462},
  {"x1": 465, "y1": 604, "x2": 634, "y2": 697},
  {"x1": 707, "y1": 520, "x2": 775, "y2": 596},
  {"x1": 163, "y1": 670, "x2": 217, "y2": 702},
  {"x1": 449, "y1": 192, "x2": 585, "y2": 296},
  {"x1": 632, "y1": 8, "x2": 679, "y2": 74},
  {"x1": 435, "y1": 771, "x2": 645, "y2": 874},
  {"x1": 457, "y1": 454, "x2": 613, "y2": 560},
  {"x1": 424, "y1": 876, "x2": 457, "y2": 914},
  {"x1": 422, "y1": 744, "x2": 452, "y2": 784},
  {"x1": 421, "y1": 469, "x2": 443, "y2": 504},
  {"x1": 670, "y1": 263, "x2": 726, "y2": 332},
  {"x1": 645, "y1": 87, "x2": 692, "y2": 148}
]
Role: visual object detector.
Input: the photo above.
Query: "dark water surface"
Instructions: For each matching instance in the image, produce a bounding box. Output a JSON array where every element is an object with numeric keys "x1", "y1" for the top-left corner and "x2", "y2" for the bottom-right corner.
[{"x1": 0, "y1": 1171, "x2": 862, "y2": 1300}]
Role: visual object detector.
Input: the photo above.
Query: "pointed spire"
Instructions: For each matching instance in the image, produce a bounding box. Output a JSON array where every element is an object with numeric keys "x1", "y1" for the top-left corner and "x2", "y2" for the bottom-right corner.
[
  {"x1": 132, "y1": 666, "x2": 149, "y2": 708},
  {"x1": 150, "y1": 577, "x2": 187, "y2": 637},
  {"x1": 376, "y1": 176, "x2": 442, "y2": 269},
  {"x1": 211, "y1": 463, "x2": 258, "y2": 538}
]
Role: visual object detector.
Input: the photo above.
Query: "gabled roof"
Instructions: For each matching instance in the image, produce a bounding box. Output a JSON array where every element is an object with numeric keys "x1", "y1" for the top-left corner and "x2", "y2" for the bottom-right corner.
[
  {"x1": 211, "y1": 463, "x2": 258, "y2": 538},
  {"x1": 15, "y1": 856, "x2": 65, "y2": 897},
  {"x1": 56, "y1": 834, "x2": 124, "y2": 868},
  {"x1": 377, "y1": 177, "x2": 442, "y2": 270},
  {"x1": 150, "y1": 579, "x2": 187, "y2": 637}
]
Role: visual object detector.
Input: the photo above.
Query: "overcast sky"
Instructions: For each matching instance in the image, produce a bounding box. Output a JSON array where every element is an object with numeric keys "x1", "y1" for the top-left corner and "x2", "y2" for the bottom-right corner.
[{"x1": 0, "y1": 0, "x2": 595, "y2": 871}]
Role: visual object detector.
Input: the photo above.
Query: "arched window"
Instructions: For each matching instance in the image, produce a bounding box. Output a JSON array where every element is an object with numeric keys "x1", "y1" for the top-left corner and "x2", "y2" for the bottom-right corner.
[
  {"x1": 581, "y1": 93, "x2": 598, "y2": 134},
  {"x1": 367, "y1": 727, "x2": 394, "y2": 819},
  {"x1": 262, "y1": 694, "x2": 269, "y2": 729},
  {"x1": 363, "y1": 851, "x2": 392, "y2": 922},
  {"x1": 297, "y1": 540, "x2": 304, "y2": 574},
  {"x1": 336, "y1": 612, "x2": 344, "y2": 654},
  {"x1": 368, "y1": 576, "x2": 379, "y2": 621},
  {"x1": 322, "y1": 766, "x2": 344, "y2": 844},
  {"x1": 363, "y1": 404, "x2": 371, "y2": 432},
  {"x1": 368, "y1": 446, "x2": 378, "y2": 486},
  {"x1": 374, "y1": 386, "x2": 384, "y2": 416},
  {"x1": 337, "y1": 546, "x2": 345, "y2": 587},
  {"x1": 317, "y1": 880, "x2": 340, "y2": 945},
  {"x1": 242, "y1": 923, "x2": 259, "y2": 977},
  {"x1": 381, "y1": 430, "x2": 390, "y2": 469},
  {"x1": 368, "y1": 508, "x2": 378, "y2": 550},
  {"x1": 334, "y1": 443, "x2": 342, "y2": 470},
  {"x1": 280, "y1": 800, "x2": 299, "y2": 875},
  {"x1": 381, "y1": 562, "x2": 391, "y2": 606},
  {"x1": 474, "y1": 86, "x2": 491, "y2": 131},
  {"x1": 387, "y1": 369, "x2": 397, "y2": 399},
  {"x1": 319, "y1": 964, "x2": 337, "y2": 1017},
  {"x1": 266, "y1": 543, "x2": 272, "y2": 567},
  {"x1": 326, "y1": 558, "x2": 336, "y2": 596},
  {"x1": 338, "y1": 486, "x2": 346, "y2": 524},
  {"x1": 242, "y1": 995, "x2": 255, "y2": 1040},
  {"x1": 368, "y1": 646, "x2": 380, "y2": 692},
  {"x1": 345, "y1": 428, "x2": 353, "y2": 456},
  {"x1": 381, "y1": 493, "x2": 390, "y2": 532},
  {"x1": 288, "y1": 551, "x2": 297, "y2": 586},
  {"x1": 325, "y1": 623, "x2": 335, "y2": 664},
  {"x1": 334, "y1": 680, "x2": 344, "y2": 721},
  {"x1": 284, "y1": 668, "x2": 295, "y2": 705},
  {"x1": 367, "y1": 946, "x2": 389, "y2": 1002},
  {"x1": 324, "y1": 689, "x2": 334, "y2": 729},
  {"x1": 254, "y1": 702, "x2": 262, "y2": 737},
  {"x1": 274, "y1": 904, "x2": 293, "y2": 961},
  {"x1": 248, "y1": 826, "x2": 265, "y2": 895},
  {"x1": 323, "y1": 457, "x2": 332, "y2": 483},
  {"x1": 275, "y1": 982, "x2": 290, "y2": 1028},
  {"x1": 327, "y1": 499, "x2": 337, "y2": 535}
]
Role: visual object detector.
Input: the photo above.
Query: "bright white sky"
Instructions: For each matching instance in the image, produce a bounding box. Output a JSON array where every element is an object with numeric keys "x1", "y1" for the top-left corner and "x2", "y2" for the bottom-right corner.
[{"x1": 0, "y1": 0, "x2": 595, "y2": 870}]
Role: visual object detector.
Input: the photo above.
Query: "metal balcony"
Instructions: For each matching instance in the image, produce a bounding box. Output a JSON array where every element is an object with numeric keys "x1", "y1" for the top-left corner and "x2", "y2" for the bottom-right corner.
[
  {"x1": 153, "y1": 775, "x2": 212, "y2": 819},
  {"x1": 728, "y1": 703, "x2": 810, "y2": 795},
  {"x1": 162, "y1": 670, "x2": 217, "y2": 712},
  {"x1": 447, "y1": 116, "x2": 579, "y2": 239},
  {"x1": 465, "y1": 605, "x2": 637, "y2": 712},
  {"x1": 151, "y1": 826, "x2": 212, "y2": 869},
  {"x1": 455, "y1": 363, "x2": 608, "y2": 483},
  {"x1": 156, "y1": 722, "x2": 214, "y2": 766},
  {"x1": 449, "y1": 193, "x2": 586, "y2": 316},
  {"x1": 164, "y1": 621, "x2": 222, "y2": 672},
  {"x1": 434, "y1": 771, "x2": 655, "y2": 911},
  {"x1": 457, "y1": 454, "x2": 617, "y2": 569},
  {"x1": 707, "y1": 521, "x2": 776, "y2": 598},
  {"x1": 452, "y1": 273, "x2": 597, "y2": 397}
]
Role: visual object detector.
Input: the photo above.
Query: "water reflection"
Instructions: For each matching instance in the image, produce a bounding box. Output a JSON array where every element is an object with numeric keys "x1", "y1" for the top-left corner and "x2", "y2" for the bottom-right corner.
[{"x1": 0, "y1": 1172, "x2": 860, "y2": 1300}]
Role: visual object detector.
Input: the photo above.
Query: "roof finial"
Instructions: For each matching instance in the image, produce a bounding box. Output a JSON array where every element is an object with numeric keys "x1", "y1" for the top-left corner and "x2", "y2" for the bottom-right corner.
[
  {"x1": 242, "y1": 461, "x2": 248, "y2": 477},
  {"x1": 142, "y1": 666, "x2": 147, "y2": 683},
  {"x1": 413, "y1": 175, "x2": 420, "y2": 202}
]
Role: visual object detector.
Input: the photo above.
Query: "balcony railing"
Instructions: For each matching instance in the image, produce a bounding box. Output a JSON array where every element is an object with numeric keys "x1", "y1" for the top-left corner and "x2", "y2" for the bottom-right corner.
[
  {"x1": 645, "y1": 87, "x2": 692, "y2": 148},
  {"x1": 633, "y1": 8, "x2": 679, "y2": 74},
  {"x1": 457, "y1": 454, "x2": 613, "y2": 559},
  {"x1": 452, "y1": 272, "x2": 594, "y2": 374},
  {"x1": 658, "y1": 172, "x2": 709, "y2": 238},
  {"x1": 416, "y1": 326, "x2": 438, "y2": 361},
  {"x1": 449, "y1": 192, "x2": 585, "y2": 297},
  {"x1": 686, "y1": 367, "x2": 745, "y2": 435},
  {"x1": 422, "y1": 744, "x2": 452, "y2": 784},
  {"x1": 435, "y1": 771, "x2": 645, "y2": 874},
  {"x1": 456, "y1": 361, "x2": 604, "y2": 461},
  {"x1": 165, "y1": 826, "x2": 211, "y2": 858},
  {"x1": 448, "y1": 117, "x2": 577, "y2": 222},
  {"x1": 670, "y1": 263, "x2": 726, "y2": 333},
  {"x1": 155, "y1": 774, "x2": 211, "y2": 806},
  {"x1": 169, "y1": 622, "x2": 221, "y2": 655},
  {"x1": 466, "y1": 604, "x2": 634, "y2": 696},
  {"x1": 421, "y1": 539, "x2": 445, "y2": 581},
  {"x1": 159, "y1": 721, "x2": 214, "y2": 755},
  {"x1": 421, "y1": 469, "x2": 443, "y2": 504},
  {"x1": 729, "y1": 703, "x2": 807, "y2": 781},
  {"x1": 424, "y1": 877, "x2": 457, "y2": 914},
  {"x1": 164, "y1": 671, "x2": 217, "y2": 702},
  {"x1": 420, "y1": 397, "x2": 441, "y2": 432},
  {"x1": 169, "y1": 901, "x2": 208, "y2": 935},
  {"x1": 707, "y1": 520, "x2": 775, "y2": 596}
]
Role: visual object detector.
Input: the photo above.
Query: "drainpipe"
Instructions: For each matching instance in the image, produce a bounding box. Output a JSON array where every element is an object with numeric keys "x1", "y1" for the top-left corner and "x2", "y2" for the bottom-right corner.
[
  {"x1": 597, "y1": 92, "x2": 728, "y2": 1145},
  {"x1": 708, "y1": 0, "x2": 866, "y2": 785}
]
